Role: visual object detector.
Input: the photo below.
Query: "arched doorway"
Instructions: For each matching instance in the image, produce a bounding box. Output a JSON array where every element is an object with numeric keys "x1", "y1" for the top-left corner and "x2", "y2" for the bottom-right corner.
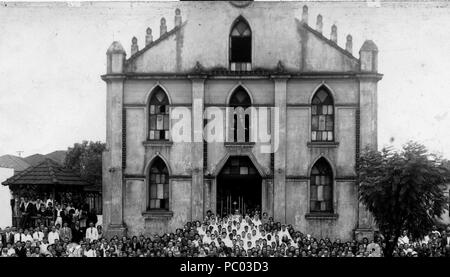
[{"x1": 216, "y1": 156, "x2": 262, "y2": 217}]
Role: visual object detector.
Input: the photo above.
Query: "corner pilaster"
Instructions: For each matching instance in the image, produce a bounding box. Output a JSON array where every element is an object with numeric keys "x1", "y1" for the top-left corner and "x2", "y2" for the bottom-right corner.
[
  {"x1": 271, "y1": 75, "x2": 289, "y2": 223},
  {"x1": 189, "y1": 74, "x2": 206, "y2": 221}
]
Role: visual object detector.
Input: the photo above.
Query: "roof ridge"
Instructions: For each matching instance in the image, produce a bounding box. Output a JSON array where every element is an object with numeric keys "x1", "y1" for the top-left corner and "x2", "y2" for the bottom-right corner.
[
  {"x1": 1, "y1": 158, "x2": 48, "y2": 186},
  {"x1": 126, "y1": 21, "x2": 188, "y2": 64}
]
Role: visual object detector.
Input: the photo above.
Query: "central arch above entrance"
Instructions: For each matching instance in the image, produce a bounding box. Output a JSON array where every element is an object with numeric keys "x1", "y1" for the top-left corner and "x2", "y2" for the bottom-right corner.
[{"x1": 217, "y1": 156, "x2": 262, "y2": 217}]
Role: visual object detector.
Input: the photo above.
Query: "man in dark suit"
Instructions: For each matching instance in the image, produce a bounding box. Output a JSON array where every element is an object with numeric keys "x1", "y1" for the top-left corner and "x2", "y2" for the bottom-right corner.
[
  {"x1": 20, "y1": 197, "x2": 35, "y2": 229},
  {"x1": 1, "y1": 226, "x2": 14, "y2": 246},
  {"x1": 71, "y1": 221, "x2": 84, "y2": 244},
  {"x1": 130, "y1": 236, "x2": 141, "y2": 251},
  {"x1": 14, "y1": 241, "x2": 27, "y2": 257}
]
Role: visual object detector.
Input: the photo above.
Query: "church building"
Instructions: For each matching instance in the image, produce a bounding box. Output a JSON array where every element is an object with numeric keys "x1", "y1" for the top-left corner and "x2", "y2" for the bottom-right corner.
[{"x1": 101, "y1": 1, "x2": 382, "y2": 240}]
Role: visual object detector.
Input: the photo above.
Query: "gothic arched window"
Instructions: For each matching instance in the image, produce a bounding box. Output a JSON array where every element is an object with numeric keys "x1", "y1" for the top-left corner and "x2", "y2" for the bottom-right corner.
[
  {"x1": 230, "y1": 17, "x2": 252, "y2": 71},
  {"x1": 148, "y1": 157, "x2": 169, "y2": 210},
  {"x1": 229, "y1": 87, "x2": 251, "y2": 142},
  {"x1": 310, "y1": 158, "x2": 333, "y2": 213},
  {"x1": 311, "y1": 87, "x2": 334, "y2": 141},
  {"x1": 148, "y1": 87, "x2": 170, "y2": 140}
]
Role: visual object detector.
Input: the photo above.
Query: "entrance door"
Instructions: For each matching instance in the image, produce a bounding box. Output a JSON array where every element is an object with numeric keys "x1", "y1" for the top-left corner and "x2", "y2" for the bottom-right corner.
[{"x1": 216, "y1": 156, "x2": 262, "y2": 217}]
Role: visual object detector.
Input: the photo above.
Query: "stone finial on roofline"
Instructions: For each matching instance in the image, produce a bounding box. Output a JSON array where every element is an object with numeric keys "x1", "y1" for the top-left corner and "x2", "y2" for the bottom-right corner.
[
  {"x1": 175, "y1": 8, "x2": 182, "y2": 27},
  {"x1": 359, "y1": 40, "x2": 379, "y2": 72},
  {"x1": 276, "y1": 60, "x2": 286, "y2": 73},
  {"x1": 106, "y1": 41, "x2": 125, "y2": 55},
  {"x1": 106, "y1": 41, "x2": 125, "y2": 74},
  {"x1": 146, "y1": 27, "x2": 153, "y2": 45},
  {"x1": 160, "y1": 17, "x2": 167, "y2": 37},
  {"x1": 131, "y1": 36, "x2": 139, "y2": 55},
  {"x1": 316, "y1": 14, "x2": 323, "y2": 34},
  {"x1": 346, "y1": 34, "x2": 353, "y2": 54},
  {"x1": 194, "y1": 61, "x2": 204, "y2": 73},
  {"x1": 330, "y1": 24, "x2": 337, "y2": 43},
  {"x1": 301, "y1": 5, "x2": 308, "y2": 24}
]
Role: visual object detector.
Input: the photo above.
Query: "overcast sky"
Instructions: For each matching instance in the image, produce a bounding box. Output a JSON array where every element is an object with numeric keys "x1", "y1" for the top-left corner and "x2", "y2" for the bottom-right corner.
[{"x1": 0, "y1": 0, "x2": 449, "y2": 159}]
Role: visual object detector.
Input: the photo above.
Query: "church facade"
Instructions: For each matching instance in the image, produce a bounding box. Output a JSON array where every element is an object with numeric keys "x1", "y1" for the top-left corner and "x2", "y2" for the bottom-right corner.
[{"x1": 101, "y1": 1, "x2": 382, "y2": 240}]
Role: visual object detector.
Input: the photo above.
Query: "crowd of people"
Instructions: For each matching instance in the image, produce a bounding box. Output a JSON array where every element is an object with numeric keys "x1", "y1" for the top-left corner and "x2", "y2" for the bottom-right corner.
[
  {"x1": 1, "y1": 208, "x2": 449, "y2": 257},
  {"x1": 11, "y1": 196, "x2": 99, "y2": 230}
]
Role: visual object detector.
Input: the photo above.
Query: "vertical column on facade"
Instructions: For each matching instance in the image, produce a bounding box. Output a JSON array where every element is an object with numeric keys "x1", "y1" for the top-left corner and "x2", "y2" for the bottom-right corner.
[
  {"x1": 103, "y1": 42, "x2": 127, "y2": 236},
  {"x1": 272, "y1": 76, "x2": 289, "y2": 223},
  {"x1": 190, "y1": 76, "x2": 206, "y2": 221},
  {"x1": 356, "y1": 40, "x2": 382, "y2": 237}
]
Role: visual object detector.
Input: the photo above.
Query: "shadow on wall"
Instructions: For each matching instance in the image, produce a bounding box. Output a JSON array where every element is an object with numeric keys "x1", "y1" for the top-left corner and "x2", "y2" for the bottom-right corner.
[{"x1": 0, "y1": 168, "x2": 14, "y2": 228}]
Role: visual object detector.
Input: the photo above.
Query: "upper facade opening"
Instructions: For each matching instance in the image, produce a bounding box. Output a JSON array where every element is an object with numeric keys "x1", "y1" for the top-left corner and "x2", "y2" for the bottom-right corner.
[{"x1": 229, "y1": 16, "x2": 252, "y2": 71}]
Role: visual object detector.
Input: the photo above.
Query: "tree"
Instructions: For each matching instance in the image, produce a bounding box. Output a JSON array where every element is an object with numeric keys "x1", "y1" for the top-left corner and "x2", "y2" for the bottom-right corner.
[
  {"x1": 64, "y1": 141, "x2": 106, "y2": 186},
  {"x1": 357, "y1": 141, "x2": 449, "y2": 257}
]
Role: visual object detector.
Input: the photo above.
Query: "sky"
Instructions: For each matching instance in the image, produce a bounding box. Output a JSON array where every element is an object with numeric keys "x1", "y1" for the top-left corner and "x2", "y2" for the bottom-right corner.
[{"x1": 0, "y1": 0, "x2": 449, "y2": 159}]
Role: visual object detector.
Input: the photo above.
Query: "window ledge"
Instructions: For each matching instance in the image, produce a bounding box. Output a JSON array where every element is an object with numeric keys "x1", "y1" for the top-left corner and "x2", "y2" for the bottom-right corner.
[
  {"x1": 307, "y1": 141, "x2": 339, "y2": 148},
  {"x1": 224, "y1": 142, "x2": 255, "y2": 148},
  {"x1": 142, "y1": 210, "x2": 173, "y2": 219},
  {"x1": 143, "y1": 140, "x2": 173, "y2": 147},
  {"x1": 305, "y1": 213, "x2": 338, "y2": 220}
]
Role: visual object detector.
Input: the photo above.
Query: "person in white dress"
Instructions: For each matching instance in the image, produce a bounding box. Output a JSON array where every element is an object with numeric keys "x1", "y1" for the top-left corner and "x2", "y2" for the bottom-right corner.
[
  {"x1": 253, "y1": 214, "x2": 262, "y2": 228},
  {"x1": 33, "y1": 227, "x2": 44, "y2": 242},
  {"x1": 22, "y1": 229, "x2": 33, "y2": 243},
  {"x1": 202, "y1": 230, "x2": 212, "y2": 245},
  {"x1": 14, "y1": 228, "x2": 23, "y2": 243},
  {"x1": 48, "y1": 226, "x2": 60, "y2": 245},
  {"x1": 39, "y1": 238, "x2": 50, "y2": 255},
  {"x1": 397, "y1": 230, "x2": 409, "y2": 245},
  {"x1": 84, "y1": 244, "x2": 96, "y2": 257}
]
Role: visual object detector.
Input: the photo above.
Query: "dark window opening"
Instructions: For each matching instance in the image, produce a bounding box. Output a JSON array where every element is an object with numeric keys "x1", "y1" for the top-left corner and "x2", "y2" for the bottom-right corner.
[
  {"x1": 148, "y1": 87, "x2": 170, "y2": 140},
  {"x1": 231, "y1": 37, "x2": 251, "y2": 63},
  {"x1": 310, "y1": 158, "x2": 333, "y2": 213},
  {"x1": 148, "y1": 157, "x2": 169, "y2": 210},
  {"x1": 311, "y1": 87, "x2": 334, "y2": 142},
  {"x1": 230, "y1": 18, "x2": 252, "y2": 69},
  {"x1": 229, "y1": 87, "x2": 252, "y2": 143}
]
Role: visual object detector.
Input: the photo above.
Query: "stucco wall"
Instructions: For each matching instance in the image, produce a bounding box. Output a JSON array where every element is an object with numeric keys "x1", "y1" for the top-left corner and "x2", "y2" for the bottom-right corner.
[
  {"x1": 124, "y1": 79, "x2": 192, "y2": 105},
  {"x1": 129, "y1": 1, "x2": 359, "y2": 73},
  {"x1": 285, "y1": 180, "x2": 358, "y2": 240},
  {"x1": 121, "y1": 77, "x2": 363, "y2": 239}
]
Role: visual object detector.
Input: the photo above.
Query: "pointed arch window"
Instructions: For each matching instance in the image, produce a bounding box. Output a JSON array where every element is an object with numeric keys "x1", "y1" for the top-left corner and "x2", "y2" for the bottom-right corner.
[
  {"x1": 148, "y1": 157, "x2": 169, "y2": 210},
  {"x1": 230, "y1": 17, "x2": 252, "y2": 71},
  {"x1": 311, "y1": 87, "x2": 334, "y2": 141},
  {"x1": 229, "y1": 87, "x2": 251, "y2": 142},
  {"x1": 148, "y1": 87, "x2": 170, "y2": 140},
  {"x1": 310, "y1": 158, "x2": 333, "y2": 213}
]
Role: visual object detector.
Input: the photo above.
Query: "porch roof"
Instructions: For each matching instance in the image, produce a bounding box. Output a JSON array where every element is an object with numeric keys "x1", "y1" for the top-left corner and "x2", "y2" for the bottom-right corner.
[{"x1": 1, "y1": 158, "x2": 92, "y2": 187}]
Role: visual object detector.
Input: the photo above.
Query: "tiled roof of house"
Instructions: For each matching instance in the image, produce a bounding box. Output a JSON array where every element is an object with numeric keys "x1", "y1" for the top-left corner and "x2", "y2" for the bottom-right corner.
[
  {"x1": 0, "y1": 155, "x2": 31, "y2": 172},
  {"x1": 2, "y1": 158, "x2": 92, "y2": 187}
]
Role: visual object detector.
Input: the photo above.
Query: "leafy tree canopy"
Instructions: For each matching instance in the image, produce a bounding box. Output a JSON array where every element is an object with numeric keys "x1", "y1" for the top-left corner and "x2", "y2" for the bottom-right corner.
[
  {"x1": 64, "y1": 141, "x2": 106, "y2": 186},
  {"x1": 358, "y1": 141, "x2": 450, "y2": 256}
]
